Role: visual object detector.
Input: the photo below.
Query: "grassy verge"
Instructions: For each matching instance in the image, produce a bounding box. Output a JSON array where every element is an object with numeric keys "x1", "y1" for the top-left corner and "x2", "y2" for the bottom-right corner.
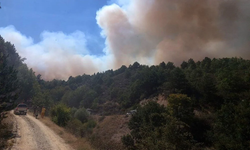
[{"x1": 28, "y1": 112, "x2": 94, "y2": 150}]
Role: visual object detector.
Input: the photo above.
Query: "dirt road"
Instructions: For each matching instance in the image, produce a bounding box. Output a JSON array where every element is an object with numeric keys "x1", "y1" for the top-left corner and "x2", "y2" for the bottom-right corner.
[{"x1": 10, "y1": 111, "x2": 73, "y2": 150}]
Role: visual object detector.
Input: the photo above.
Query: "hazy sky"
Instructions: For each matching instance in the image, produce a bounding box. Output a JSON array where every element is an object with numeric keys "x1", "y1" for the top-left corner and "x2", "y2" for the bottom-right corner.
[{"x1": 0, "y1": 0, "x2": 250, "y2": 80}]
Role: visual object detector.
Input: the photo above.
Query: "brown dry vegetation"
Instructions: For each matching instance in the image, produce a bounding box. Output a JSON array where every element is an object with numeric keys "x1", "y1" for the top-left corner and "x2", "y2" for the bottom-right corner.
[
  {"x1": 90, "y1": 115, "x2": 130, "y2": 150},
  {"x1": 0, "y1": 112, "x2": 15, "y2": 149},
  {"x1": 4, "y1": 95, "x2": 166, "y2": 150},
  {"x1": 140, "y1": 94, "x2": 168, "y2": 107},
  {"x1": 33, "y1": 112, "x2": 94, "y2": 150},
  {"x1": 37, "y1": 112, "x2": 131, "y2": 150},
  {"x1": 40, "y1": 114, "x2": 131, "y2": 150}
]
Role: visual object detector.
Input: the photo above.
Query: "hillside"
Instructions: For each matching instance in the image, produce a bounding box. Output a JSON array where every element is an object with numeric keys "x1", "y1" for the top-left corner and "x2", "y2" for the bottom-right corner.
[
  {"x1": 1, "y1": 35, "x2": 250, "y2": 149},
  {"x1": 39, "y1": 57, "x2": 250, "y2": 149}
]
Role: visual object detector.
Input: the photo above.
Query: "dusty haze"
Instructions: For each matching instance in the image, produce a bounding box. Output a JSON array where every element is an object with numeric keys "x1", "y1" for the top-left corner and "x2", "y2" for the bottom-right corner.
[{"x1": 1, "y1": 0, "x2": 250, "y2": 80}]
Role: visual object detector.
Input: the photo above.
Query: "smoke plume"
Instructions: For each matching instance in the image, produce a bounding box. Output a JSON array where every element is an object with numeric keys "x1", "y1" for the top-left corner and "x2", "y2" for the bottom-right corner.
[
  {"x1": 0, "y1": 26, "x2": 111, "y2": 80},
  {"x1": 1, "y1": 0, "x2": 250, "y2": 80},
  {"x1": 97, "y1": 0, "x2": 250, "y2": 65}
]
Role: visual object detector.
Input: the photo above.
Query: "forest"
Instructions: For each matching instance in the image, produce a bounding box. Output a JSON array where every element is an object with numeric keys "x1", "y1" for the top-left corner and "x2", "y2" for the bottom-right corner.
[{"x1": 1, "y1": 35, "x2": 250, "y2": 149}]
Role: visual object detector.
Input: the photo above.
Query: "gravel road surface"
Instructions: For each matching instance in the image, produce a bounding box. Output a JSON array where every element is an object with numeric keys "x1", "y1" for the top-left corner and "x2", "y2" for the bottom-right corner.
[{"x1": 10, "y1": 111, "x2": 73, "y2": 150}]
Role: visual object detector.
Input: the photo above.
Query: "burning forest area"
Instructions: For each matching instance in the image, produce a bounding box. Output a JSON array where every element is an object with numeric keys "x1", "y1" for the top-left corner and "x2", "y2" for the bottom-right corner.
[{"x1": 1, "y1": 0, "x2": 250, "y2": 150}]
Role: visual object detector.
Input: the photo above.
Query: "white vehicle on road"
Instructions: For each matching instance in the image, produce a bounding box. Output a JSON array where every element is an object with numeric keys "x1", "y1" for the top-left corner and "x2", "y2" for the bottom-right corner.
[{"x1": 14, "y1": 103, "x2": 28, "y2": 115}]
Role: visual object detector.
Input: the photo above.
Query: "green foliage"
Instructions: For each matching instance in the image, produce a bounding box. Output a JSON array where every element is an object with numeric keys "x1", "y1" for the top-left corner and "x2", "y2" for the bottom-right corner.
[
  {"x1": 170, "y1": 67, "x2": 190, "y2": 94},
  {"x1": 160, "y1": 117, "x2": 195, "y2": 150},
  {"x1": 123, "y1": 101, "x2": 197, "y2": 150},
  {"x1": 181, "y1": 61, "x2": 188, "y2": 69},
  {"x1": 70, "y1": 107, "x2": 77, "y2": 117},
  {"x1": 32, "y1": 81, "x2": 53, "y2": 108},
  {"x1": 81, "y1": 90, "x2": 97, "y2": 108},
  {"x1": 26, "y1": 56, "x2": 249, "y2": 149},
  {"x1": 212, "y1": 101, "x2": 250, "y2": 150},
  {"x1": 17, "y1": 64, "x2": 36, "y2": 102},
  {"x1": 0, "y1": 37, "x2": 20, "y2": 149},
  {"x1": 110, "y1": 88, "x2": 119, "y2": 99},
  {"x1": 121, "y1": 135, "x2": 134, "y2": 150},
  {"x1": 49, "y1": 86, "x2": 70, "y2": 102},
  {"x1": 2, "y1": 38, "x2": 248, "y2": 150},
  {"x1": 74, "y1": 108, "x2": 89, "y2": 123},
  {"x1": 115, "y1": 65, "x2": 127, "y2": 75},
  {"x1": 66, "y1": 118, "x2": 82, "y2": 136},
  {"x1": 80, "y1": 120, "x2": 96, "y2": 137},
  {"x1": 85, "y1": 119, "x2": 96, "y2": 128},
  {"x1": 50, "y1": 103, "x2": 71, "y2": 126},
  {"x1": 166, "y1": 62, "x2": 175, "y2": 70},
  {"x1": 66, "y1": 118, "x2": 96, "y2": 138},
  {"x1": 125, "y1": 69, "x2": 131, "y2": 78},
  {"x1": 0, "y1": 37, "x2": 19, "y2": 114},
  {"x1": 129, "y1": 62, "x2": 140, "y2": 70},
  {"x1": 167, "y1": 94, "x2": 194, "y2": 123},
  {"x1": 62, "y1": 86, "x2": 97, "y2": 108}
]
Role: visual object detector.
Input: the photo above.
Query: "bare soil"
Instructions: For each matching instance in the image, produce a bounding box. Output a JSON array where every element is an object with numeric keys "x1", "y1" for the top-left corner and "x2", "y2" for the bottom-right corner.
[
  {"x1": 10, "y1": 111, "x2": 73, "y2": 150},
  {"x1": 38, "y1": 115, "x2": 94, "y2": 150}
]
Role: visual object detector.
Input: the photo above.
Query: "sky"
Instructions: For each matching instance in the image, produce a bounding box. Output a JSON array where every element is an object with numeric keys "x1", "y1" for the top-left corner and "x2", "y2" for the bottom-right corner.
[{"x1": 0, "y1": 0, "x2": 250, "y2": 80}]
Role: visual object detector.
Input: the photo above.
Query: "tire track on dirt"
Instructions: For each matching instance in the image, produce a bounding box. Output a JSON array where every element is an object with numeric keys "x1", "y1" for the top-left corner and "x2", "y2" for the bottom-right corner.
[
  {"x1": 22, "y1": 116, "x2": 52, "y2": 150},
  {"x1": 11, "y1": 112, "x2": 73, "y2": 150}
]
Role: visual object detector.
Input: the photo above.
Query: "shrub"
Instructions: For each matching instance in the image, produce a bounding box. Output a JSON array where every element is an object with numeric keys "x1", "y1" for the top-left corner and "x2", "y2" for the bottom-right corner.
[
  {"x1": 121, "y1": 134, "x2": 134, "y2": 150},
  {"x1": 74, "y1": 108, "x2": 89, "y2": 123},
  {"x1": 80, "y1": 120, "x2": 97, "y2": 137},
  {"x1": 66, "y1": 118, "x2": 82, "y2": 137},
  {"x1": 50, "y1": 103, "x2": 71, "y2": 126},
  {"x1": 70, "y1": 107, "x2": 77, "y2": 117},
  {"x1": 86, "y1": 119, "x2": 96, "y2": 128}
]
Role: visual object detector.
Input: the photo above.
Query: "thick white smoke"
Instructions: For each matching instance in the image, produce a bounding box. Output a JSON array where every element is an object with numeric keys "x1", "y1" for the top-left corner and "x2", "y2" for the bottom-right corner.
[
  {"x1": 0, "y1": 26, "x2": 112, "y2": 80},
  {"x1": 1, "y1": 0, "x2": 250, "y2": 80}
]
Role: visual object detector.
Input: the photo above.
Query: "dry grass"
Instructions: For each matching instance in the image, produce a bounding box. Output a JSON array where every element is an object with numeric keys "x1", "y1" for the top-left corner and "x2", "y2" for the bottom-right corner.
[
  {"x1": 1, "y1": 111, "x2": 15, "y2": 149},
  {"x1": 32, "y1": 112, "x2": 94, "y2": 150},
  {"x1": 90, "y1": 115, "x2": 130, "y2": 150},
  {"x1": 27, "y1": 111, "x2": 131, "y2": 150}
]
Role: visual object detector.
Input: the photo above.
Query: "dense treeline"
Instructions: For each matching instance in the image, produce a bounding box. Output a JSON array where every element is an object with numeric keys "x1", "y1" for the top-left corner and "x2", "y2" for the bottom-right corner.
[
  {"x1": 121, "y1": 58, "x2": 250, "y2": 149},
  {"x1": 0, "y1": 35, "x2": 41, "y2": 148},
  {"x1": 41, "y1": 55, "x2": 250, "y2": 149},
  {"x1": 1, "y1": 35, "x2": 250, "y2": 149},
  {"x1": 38, "y1": 57, "x2": 250, "y2": 113},
  {"x1": 0, "y1": 36, "x2": 44, "y2": 111},
  {"x1": 43, "y1": 57, "x2": 250, "y2": 149}
]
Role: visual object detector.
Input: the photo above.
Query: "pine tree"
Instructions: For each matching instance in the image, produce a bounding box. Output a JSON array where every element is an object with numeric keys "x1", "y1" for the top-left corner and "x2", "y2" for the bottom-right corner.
[{"x1": 0, "y1": 46, "x2": 19, "y2": 117}]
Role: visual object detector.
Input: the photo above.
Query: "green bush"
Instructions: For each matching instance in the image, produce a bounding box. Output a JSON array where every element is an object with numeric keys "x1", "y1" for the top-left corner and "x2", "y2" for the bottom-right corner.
[
  {"x1": 123, "y1": 101, "x2": 196, "y2": 150},
  {"x1": 86, "y1": 119, "x2": 96, "y2": 128},
  {"x1": 70, "y1": 107, "x2": 77, "y2": 117},
  {"x1": 66, "y1": 118, "x2": 96, "y2": 138},
  {"x1": 50, "y1": 103, "x2": 71, "y2": 126},
  {"x1": 66, "y1": 118, "x2": 82, "y2": 137},
  {"x1": 121, "y1": 135, "x2": 135, "y2": 150},
  {"x1": 74, "y1": 108, "x2": 89, "y2": 123},
  {"x1": 80, "y1": 120, "x2": 97, "y2": 137}
]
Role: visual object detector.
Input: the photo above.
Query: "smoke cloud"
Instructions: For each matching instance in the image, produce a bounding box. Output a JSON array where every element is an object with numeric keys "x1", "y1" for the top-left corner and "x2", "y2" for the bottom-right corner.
[
  {"x1": 0, "y1": 26, "x2": 111, "y2": 80},
  {"x1": 97, "y1": 0, "x2": 250, "y2": 65},
  {"x1": 1, "y1": 0, "x2": 250, "y2": 80}
]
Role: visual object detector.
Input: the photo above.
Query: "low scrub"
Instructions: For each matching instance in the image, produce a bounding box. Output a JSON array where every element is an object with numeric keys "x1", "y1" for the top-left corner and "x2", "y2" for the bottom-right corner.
[
  {"x1": 74, "y1": 108, "x2": 89, "y2": 123},
  {"x1": 50, "y1": 104, "x2": 71, "y2": 127},
  {"x1": 66, "y1": 118, "x2": 96, "y2": 138},
  {"x1": 0, "y1": 116, "x2": 13, "y2": 149}
]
